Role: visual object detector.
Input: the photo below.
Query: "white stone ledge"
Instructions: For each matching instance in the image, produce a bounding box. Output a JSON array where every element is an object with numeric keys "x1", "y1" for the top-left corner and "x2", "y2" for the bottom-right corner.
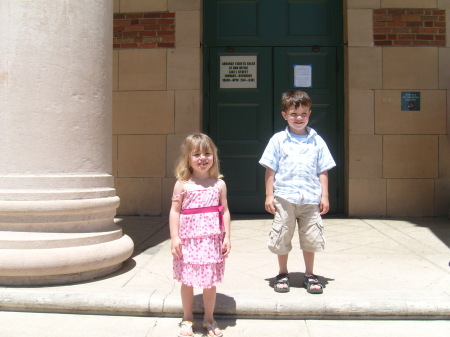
[
  {"x1": 0, "y1": 196, "x2": 120, "y2": 215},
  {"x1": 0, "y1": 229, "x2": 123, "y2": 249},
  {"x1": 0, "y1": 175, "x2": 115, "y2": 189},
  {"x1": 0, "y1": 187, "x2": 116, "y2": 200},
  {"x1": 0, "y1": 235, "x2": 134, "y2": 277}
]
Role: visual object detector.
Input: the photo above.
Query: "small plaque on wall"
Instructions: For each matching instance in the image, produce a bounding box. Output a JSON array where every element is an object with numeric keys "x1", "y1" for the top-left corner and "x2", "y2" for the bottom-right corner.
[{"x1": 401, "y1": 92, "x2": 420, "y2": 111}]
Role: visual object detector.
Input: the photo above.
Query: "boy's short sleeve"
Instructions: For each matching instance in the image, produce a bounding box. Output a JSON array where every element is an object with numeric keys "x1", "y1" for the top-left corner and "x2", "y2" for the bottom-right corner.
[
  {"x1": 316, "y1": 137, "x2": 336, "y2": 174},
  {"x1": 259, "y1": 136, "x2": 279, "y2": 172}
]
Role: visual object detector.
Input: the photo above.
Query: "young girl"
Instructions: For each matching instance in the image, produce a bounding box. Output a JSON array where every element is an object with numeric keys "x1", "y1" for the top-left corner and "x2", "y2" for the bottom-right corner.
[{"x1": 169, "y1": 133, "x2": 231, "y2": 337}]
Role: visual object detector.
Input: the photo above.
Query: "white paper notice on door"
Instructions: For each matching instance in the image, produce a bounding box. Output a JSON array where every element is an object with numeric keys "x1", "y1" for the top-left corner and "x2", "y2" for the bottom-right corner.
[{"x1": 294, "y1": 64, "x2": 312, "y2": 88}]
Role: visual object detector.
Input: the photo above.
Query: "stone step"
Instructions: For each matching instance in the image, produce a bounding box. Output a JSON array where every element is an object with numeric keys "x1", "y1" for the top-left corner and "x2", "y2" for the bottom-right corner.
[{"x1": 0, "y1": 230, "x2": 123, "y2": 249}]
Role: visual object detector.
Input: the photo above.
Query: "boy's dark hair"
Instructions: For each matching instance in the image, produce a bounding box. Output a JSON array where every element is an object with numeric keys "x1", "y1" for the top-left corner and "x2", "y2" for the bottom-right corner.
[{"x1": 281, "y1": 90, "x2": 312, "y2": 112}]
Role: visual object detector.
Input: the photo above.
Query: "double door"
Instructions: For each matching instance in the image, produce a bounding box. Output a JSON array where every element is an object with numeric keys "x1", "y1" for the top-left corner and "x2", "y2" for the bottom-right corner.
[{"x1": 205, "y1": 46, "x2": 342, "y2": 213}]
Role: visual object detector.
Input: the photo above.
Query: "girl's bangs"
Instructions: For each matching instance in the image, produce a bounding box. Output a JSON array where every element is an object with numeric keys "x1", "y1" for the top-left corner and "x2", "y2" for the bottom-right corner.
[{"x1": 190, "y1": 137, "x2": 214, "y2": 153}]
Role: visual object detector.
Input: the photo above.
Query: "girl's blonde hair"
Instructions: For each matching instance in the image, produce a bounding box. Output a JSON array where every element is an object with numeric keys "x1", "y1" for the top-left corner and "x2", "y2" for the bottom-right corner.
[{"x1": 174, "y1": 132, "x2": 223, "y2": 181}]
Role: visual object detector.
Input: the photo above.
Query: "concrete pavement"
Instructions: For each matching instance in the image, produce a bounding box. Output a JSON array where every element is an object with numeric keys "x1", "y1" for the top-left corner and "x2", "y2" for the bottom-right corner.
[
  {"x1": 0, "y1": 216, "x2": 449, "y2": 321},
  {"x1": 1, "y1": 311, "x2": 450, "y2": 337}
]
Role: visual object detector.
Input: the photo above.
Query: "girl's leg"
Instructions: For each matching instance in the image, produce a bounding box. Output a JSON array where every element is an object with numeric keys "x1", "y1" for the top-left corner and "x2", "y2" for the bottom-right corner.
[
  {"x1": 180, "y1": 284, "x2": 194, "y2": 336},
  {"x1": 203, "y1": 286, "x2": 221, "y2": 336}
]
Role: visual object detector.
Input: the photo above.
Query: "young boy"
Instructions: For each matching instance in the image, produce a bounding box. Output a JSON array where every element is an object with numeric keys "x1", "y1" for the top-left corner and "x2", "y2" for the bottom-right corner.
[{"x1": 259, "y1": 90, "x2": 336, "y2": 294}]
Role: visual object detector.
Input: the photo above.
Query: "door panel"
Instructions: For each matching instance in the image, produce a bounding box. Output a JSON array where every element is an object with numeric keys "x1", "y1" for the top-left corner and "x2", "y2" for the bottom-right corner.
[
  {"x1": 208, "y1": 47, "x2": 273, "y2": 213},
  {"x1": 204, "y1": 0, "x2": 342, "y2": 46}
]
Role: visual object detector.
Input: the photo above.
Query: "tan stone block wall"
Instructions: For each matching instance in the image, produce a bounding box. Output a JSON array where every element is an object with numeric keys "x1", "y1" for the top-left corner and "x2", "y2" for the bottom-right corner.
[
  {"x1": 346, "y1": 0, "x2": 449, "y2": 217},
  {"x1": 113, "y1": 0, "x2": 202, "y2": 215},
  {"x1": 112, "y1": 0, "x2": 448, "y2": 217}
]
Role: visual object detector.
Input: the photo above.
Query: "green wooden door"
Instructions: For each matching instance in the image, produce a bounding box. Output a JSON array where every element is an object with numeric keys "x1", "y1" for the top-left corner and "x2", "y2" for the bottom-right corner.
[
  {"x1": 206, "y1": 47, "x2": 273, "y2": 213},
  {"x1": 203, "y1": 0, "x2": 344, "y2": 214}
]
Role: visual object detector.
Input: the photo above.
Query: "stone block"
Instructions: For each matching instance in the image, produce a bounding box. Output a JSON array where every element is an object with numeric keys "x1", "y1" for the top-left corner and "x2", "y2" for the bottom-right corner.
[
  {"x1": 381, "y1": 0, "x2": 438, "y2": 8},
  {"x1": 175, "y1": 90, "x2": 201, "y2": 133},
  {"x1": 347, "y1": 0, "x2": 380, "y2": 8},
  {"x1": 439, "y1": 135, "x2": 450, "y2": 178},
  {"x1": 117, "y1": 135, "x2": 166, "y2": 177},
  {"x1": 113, "y1": 50, "x2": 119, "y2": 91},
  {"x1": 169, "y1": 0, "x2": 201, "y2": 11},
  {"x1": 113, "y1": 91, "x2": 174, "y2": 134},
  {"x1": 119, "y1": 0, "x2": 167, "y2": 12},
  {"x1": 349, "y1": 90, "x2": 375, "y2": 135},
  {"x1": 348, "y1": 179, "x2": 387, "y2": 217},
  {"x1": 383, "y1": 48, "x2": 438, "y2": 89},
  {"x1": 349, "y1": 135, "x2": 383, "y2": 178},
  {"x1": 383, "y1": 135, "x2": 438, "y2": 178},
  {"x1": 387, "y1": 179, "x2": 434, "y2": 217},
  {"x1": 118, "y1": 49, "x2": 167, "y2": 91},
  {"x1": 115, "y1": 177, "x2": 162, "y2": 216},
  {"x1": 167, "y1": 48, "x2": 201, "y2": 90},
  {"x1": 348, "y1": 47, "x2": 382, "y2": 89},
  {"x1": 439, "y1": 48, "x2": 450, "y2": 89},
  {"x1": 347, "y1": 9, "x2": 374, "y2": 47},
  {"x1": 176, "y1": 11, "x2": 200, "y2": 48}
]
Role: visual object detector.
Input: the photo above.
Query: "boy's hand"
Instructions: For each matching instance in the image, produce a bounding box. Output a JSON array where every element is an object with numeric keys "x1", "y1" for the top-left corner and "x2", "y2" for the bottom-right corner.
[
  {"x1": 319, "y1": 197, "x2": 330, "y2": 215},
  {"x1": 265, "y1": 195, "x2": 276, "y2": 214}
]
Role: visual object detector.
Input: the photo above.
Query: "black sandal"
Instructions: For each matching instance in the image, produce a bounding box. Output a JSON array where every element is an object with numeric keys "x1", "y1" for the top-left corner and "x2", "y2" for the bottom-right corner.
[
  {"x1": 274, "y1": 273, "x2": 290, "y2": 293},
  {"x1": 304, "y1": 274, "x2": 323, "y2": 294}
]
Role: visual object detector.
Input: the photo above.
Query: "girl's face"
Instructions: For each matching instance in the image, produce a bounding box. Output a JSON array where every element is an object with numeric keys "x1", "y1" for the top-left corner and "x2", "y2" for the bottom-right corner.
[{"x1": 189, "y1": 147, "x2": 214, "y2": 176}]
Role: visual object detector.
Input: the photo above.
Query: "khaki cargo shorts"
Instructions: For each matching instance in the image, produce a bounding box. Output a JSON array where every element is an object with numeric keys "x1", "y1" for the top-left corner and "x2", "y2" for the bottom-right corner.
[{"x1": 267, "y1": 196, "x2": 325, "y2": 254}]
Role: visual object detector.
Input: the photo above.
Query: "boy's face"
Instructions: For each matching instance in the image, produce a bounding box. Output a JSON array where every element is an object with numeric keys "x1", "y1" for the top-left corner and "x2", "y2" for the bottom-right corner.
[{"x1": 281, "y1": 104, "x2": 311, "y2": 135}]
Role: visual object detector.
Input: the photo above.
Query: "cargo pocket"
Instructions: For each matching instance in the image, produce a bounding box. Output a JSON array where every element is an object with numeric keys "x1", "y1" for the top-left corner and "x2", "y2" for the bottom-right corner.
[
  {"x1": 267, "y1": 221, "x2": 283, "y2": 253},
  {"x1": 314, "y1": 222, "x2": 326, "y2": 250}
]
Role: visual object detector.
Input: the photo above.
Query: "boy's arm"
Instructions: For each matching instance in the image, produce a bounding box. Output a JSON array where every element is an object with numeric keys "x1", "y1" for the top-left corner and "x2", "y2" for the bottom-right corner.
[
  {"x1": 264, "y1": 167, "x2": 276, "y2": 214},
  {"x1": 318, "y1": 171, "x2": 329, "y2": 215}
]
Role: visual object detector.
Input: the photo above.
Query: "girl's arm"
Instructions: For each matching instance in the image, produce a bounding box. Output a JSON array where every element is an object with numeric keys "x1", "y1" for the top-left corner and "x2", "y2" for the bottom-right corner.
[
  {"x1": 169, "y1": 180, "x2": 184, "y2": 258},
  {"x1": 218, "y1": 179, "x2": 231, "y2": 258},
  {"x1": 318, "y1": 171, "x2": 330, "y2": 215}
]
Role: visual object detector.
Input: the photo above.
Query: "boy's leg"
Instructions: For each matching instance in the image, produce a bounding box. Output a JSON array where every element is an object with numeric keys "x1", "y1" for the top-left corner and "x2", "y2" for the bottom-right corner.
[
  {"x1": 297, "y1": 204, "x2": 325, "y2": 293},
  {"x1": 274, "y1": 254, "x2": 289, "y2": 291},
  {"x1": 303, "y1": 250, "x2": 315, "y2": 275},
  {"x1": 278, "y1": 254, "x2": 289, "y2": 275}
]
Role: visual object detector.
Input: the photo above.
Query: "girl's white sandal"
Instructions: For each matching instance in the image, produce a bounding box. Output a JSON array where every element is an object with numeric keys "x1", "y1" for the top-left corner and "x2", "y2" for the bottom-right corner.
[
  {"x1": 203, "y1": 320, "x2": 223, "y2": 337},
  {"x1": 178, "y1": 320, "x2": 194, "y2": 337}
]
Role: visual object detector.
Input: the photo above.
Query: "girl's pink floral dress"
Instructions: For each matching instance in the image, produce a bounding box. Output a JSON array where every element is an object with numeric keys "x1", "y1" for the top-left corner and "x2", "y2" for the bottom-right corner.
[{"x1": 173, "y1": 184, "x2": 225, "y2": 289}]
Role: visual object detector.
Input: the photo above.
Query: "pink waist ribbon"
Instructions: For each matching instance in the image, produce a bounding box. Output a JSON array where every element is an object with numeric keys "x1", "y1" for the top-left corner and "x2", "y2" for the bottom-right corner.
[{"x1": 181, "y1": 205, "x2": 224, "y2": 227}]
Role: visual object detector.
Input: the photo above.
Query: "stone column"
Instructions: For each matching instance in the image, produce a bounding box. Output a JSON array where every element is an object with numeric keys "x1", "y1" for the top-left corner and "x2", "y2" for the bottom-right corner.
[{"x1": 0, "y1": 1, "x2": 134, "y2": 285}]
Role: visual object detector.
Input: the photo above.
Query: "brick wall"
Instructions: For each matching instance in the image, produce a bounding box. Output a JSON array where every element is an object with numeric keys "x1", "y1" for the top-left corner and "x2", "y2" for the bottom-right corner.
[
  {"x1": 113, "y1": 12, "x2": 175, "y2": 49},
  {"x1": 373, "y1": 9, "x2": 446, "y2": 46}
]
